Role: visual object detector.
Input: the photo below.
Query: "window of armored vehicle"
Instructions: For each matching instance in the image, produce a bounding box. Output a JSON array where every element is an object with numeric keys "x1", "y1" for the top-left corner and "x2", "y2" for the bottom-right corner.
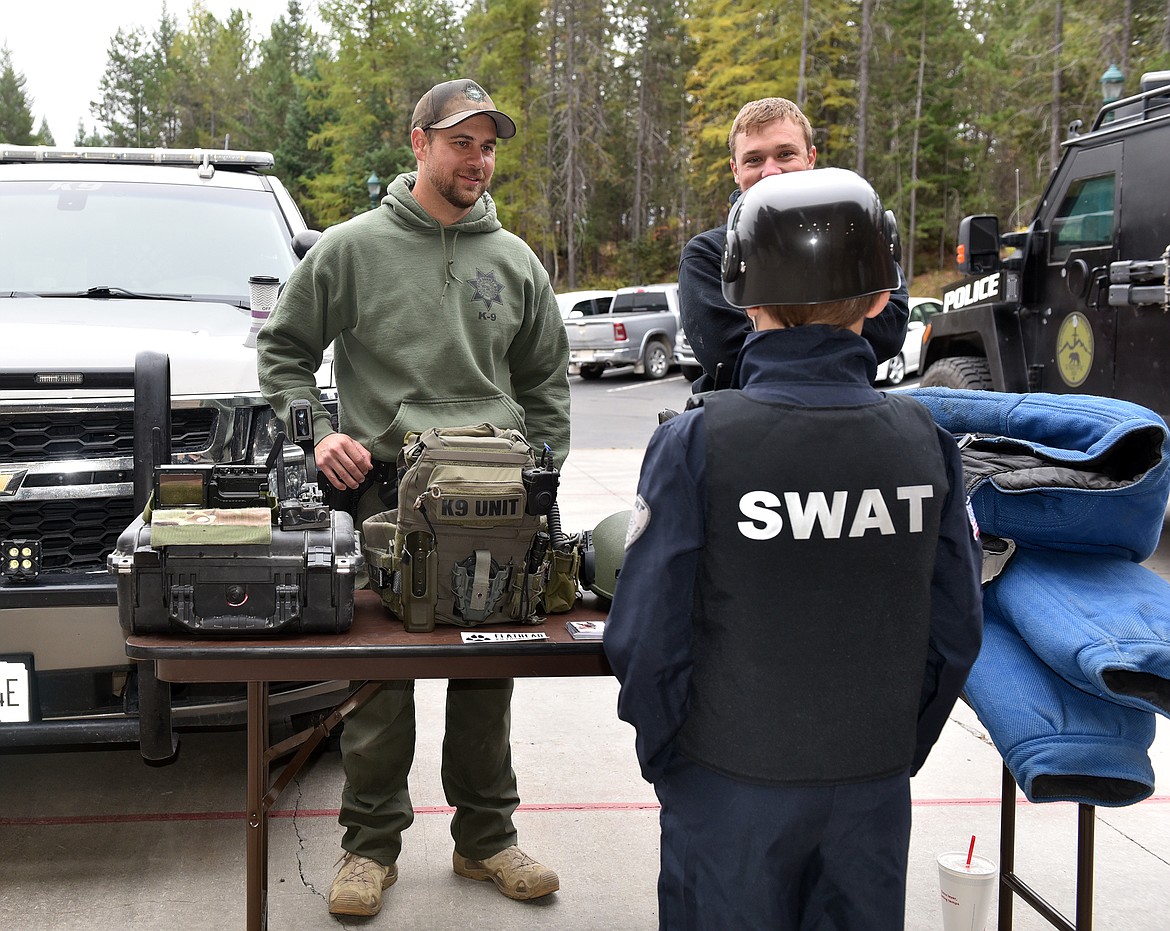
[{"x1": 1050, "y1": 173, "x2": 1115, "y2": 263}]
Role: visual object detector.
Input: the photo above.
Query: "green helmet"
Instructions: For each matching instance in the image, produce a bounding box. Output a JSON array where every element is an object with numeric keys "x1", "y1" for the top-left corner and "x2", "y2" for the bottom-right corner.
[{"x1": 579, "y1": 509, "x2": 631, "y2": 602}]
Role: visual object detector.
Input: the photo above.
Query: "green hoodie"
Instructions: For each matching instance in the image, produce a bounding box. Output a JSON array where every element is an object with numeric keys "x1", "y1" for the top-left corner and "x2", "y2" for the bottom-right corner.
[{"x1": 258, "y1": 172, "x2": 570, "y2": 466}]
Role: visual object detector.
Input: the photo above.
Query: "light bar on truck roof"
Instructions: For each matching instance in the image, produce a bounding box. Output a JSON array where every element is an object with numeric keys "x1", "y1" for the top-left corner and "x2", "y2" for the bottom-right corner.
[{"x1": 0, "y1": 145, "x2": 275, "y2": 169}]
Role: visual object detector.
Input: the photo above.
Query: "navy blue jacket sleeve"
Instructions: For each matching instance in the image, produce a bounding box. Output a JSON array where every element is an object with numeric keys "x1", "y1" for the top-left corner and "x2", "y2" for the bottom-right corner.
[
  {"x1": 603, "y1": 415, "x2": 705, "y2": 784},
  {"x1": 864, "y1": 266, "x2": 910, "y2": 364},
  {"x1": 912, "y1": 427, "x2": 984, "y2": 773},
  {"x1": 679, "y1": 228, "x2": 747, "y2": 393},
  {"x1": 679, "y1": 228, "x2": 911, "y2": 394}
]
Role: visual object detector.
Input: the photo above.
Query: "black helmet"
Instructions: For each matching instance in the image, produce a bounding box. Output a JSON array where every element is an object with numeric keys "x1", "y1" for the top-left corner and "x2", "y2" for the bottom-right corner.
[
  {"x1": 721, "y1": 168, "x2": 901, "y2": 307},
  {"x1": 578, "y1": 509, "x2": 630, "y2": 602}
]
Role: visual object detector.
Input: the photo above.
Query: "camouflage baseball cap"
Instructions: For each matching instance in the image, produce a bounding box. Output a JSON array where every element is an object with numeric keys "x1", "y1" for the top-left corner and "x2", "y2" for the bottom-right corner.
[{"x1": 411, "y1": 79, "x2": 517, "y2": 139}]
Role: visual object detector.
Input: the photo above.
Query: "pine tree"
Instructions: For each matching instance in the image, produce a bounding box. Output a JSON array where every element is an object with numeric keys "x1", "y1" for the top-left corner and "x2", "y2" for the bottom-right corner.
[
  {"x1": 93, "y1": 27, "x2": 152, "y2": 146},
  {"x1": 462, "y1": 0, "x2": 552, "y2": 262},
  {"x1": 172, "y1": 6, "x2": 258, "y2": 148},
  {"x1": 0, "y1": 47, "x2": 39, "y2": 145},
  {"x1": 301, "y1": 0, "x2": 463, "y2": 227}
]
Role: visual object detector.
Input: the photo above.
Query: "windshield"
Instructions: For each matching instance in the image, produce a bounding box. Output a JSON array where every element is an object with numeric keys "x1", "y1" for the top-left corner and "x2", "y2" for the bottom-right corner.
[{"x1": 0, "y1": 180, "x2": 298, "y2": 301}]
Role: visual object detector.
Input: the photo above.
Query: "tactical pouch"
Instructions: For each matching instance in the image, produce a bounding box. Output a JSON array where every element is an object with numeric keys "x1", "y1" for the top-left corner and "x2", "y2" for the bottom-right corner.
[
  {"x1": 542, "y1": 542, "x2": 581, "y2": 613},
  {"x1": 362, "y1": 424, "x2": 552, "y2": 627}
]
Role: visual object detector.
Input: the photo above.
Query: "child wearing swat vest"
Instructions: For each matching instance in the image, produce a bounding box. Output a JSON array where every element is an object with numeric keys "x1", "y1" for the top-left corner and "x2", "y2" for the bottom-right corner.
[{"x1": 604, "y1": 168, "x2": 983, "y2": 931}]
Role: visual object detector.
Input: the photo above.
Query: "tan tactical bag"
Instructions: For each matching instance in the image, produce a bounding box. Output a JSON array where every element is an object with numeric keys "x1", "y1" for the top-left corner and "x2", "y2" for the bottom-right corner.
[{"x1": 363, "y1": 424, "x2": 553, "y2": 629}]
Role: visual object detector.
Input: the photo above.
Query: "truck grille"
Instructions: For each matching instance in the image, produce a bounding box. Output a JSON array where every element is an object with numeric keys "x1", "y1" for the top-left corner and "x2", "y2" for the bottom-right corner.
[
  {"x1": 0, "y1": 409, "x2": 218, "y2": 463},
  {"x1": 1, "y1": 497, "x2": 138, "y2": 573}
]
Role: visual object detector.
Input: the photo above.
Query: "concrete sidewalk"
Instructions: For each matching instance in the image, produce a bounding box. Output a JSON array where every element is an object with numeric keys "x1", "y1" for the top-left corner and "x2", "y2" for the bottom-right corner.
[{"x1": 1, "y1": 447, "x2": 1168, "y2": 929}]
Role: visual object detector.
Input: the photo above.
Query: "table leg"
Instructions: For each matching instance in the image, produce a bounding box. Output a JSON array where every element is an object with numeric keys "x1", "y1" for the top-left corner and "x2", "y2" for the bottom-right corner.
[
  {"x1": 1000, "y1": 763, "x2": 1015, "y2": 931},
  {"x1": 247, "y1": 681, "x2": 270, "y2": 931},
  {"x1": 1076, "y1": 804, "x2": 1095, "y2": 930}
]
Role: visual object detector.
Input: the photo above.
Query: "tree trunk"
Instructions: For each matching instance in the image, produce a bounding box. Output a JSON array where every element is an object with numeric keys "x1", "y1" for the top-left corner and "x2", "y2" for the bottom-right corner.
[
  {"x1": 907, "y1": 18, "x2": 926, "y2": 285},
  {"x1": 633, "y1": 39, "x2": 648, "y2": 246},
  {"x1": 856, "y1": 0, "x2": 873, "y2": 174},
  {"x1": 1049, "y1": 1, "x2": 1063, "y2": 175},
  {"x1": 564, "y1": 2, "x2": 579, "y2": 289},
  {"x1": 1122, "y1": 0, "x2": 1133, "y2": 75},
  {"x1": 798, "y1": 0, "x2": 810, "y2": 110}
]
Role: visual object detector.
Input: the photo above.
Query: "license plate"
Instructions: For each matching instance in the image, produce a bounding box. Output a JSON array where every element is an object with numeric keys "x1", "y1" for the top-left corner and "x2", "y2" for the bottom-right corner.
[
  {"x1": 0, "y1": 655, "x2": 33, "y2": 723},
  {"x1": 573, "y1": 350, "x2": 596, "y2": 361}
]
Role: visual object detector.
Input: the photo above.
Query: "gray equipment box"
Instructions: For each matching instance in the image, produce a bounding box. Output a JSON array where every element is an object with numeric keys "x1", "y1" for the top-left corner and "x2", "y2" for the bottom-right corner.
[{"x1": 110, "y1": 511, "x2": 360, "y2": 636}]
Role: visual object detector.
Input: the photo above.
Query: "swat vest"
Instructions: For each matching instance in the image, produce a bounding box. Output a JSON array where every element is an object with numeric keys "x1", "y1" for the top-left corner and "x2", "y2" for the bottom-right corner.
[
  {"x1": 676, "y1": 391, "x2": 949, "y2": 785},
  {"x1": 362, "y1": 424, "x2": 553, "y2": 629}
]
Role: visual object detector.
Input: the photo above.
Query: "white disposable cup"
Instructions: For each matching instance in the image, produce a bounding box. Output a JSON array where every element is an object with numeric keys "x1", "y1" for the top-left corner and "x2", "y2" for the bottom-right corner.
[
  {"x1": 244, "y1": 275, "x2": 280, "y2": 348},
  {"x1": 937, "y1": 852, "x2": 997, "y2": 931}
]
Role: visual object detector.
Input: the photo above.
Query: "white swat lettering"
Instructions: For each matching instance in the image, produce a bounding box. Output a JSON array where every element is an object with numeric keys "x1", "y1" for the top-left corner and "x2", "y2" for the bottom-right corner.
[
  {"x1": 784, "y1": 491, "x2": 848, "y2": 539},
  {"x1": 848, "y1": 488, "x2": 895, "y2": 536},
  {"x1": 897, "y1": 484, "x2": 935, "y2": 532},
  {"x1": 737, "y1": 485, "x2": 935, "y2": 540},
  {"x1": 738, "y1": 491, "x2": 784, "y2": 540}
]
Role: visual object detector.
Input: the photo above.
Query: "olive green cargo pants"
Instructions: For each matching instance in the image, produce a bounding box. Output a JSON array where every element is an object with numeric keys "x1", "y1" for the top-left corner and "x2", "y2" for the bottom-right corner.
[
  {"x1": 338, "y1": 677, "x2": 520, "y2": 864},
  {"x1": 339, "y1": 482, "x2": 520, "y2": 865}
]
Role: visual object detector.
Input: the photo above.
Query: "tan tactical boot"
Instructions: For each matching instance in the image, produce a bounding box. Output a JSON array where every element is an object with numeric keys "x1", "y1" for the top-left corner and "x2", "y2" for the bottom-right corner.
[
  {"x1": 328, "y1": 851, "x2": 398, "y2": 916},
  {"x1": 452, "y1": 845, "x2": 560, "y2": 900}
]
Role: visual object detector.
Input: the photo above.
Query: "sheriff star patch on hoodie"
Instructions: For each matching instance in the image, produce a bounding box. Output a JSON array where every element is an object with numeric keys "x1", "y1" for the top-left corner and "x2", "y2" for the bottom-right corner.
[{"x1": 470, "y1": 269, "x2": 504, "y2": 309}]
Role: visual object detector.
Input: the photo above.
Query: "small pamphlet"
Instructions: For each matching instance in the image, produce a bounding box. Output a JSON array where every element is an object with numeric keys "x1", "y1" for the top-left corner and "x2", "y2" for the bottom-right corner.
[
  {"x1": 565, "y1": 620, "x2": 605, "y2": 640},
  {"x1": 459, "y1": 631, "x2": 549, "y2": 644}
]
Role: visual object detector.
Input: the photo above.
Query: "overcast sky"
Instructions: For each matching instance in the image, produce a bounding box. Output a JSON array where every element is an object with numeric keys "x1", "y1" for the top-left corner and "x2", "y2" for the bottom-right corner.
[{"x1": 2, "y1": 1, "x2": 322, "y2": 144}]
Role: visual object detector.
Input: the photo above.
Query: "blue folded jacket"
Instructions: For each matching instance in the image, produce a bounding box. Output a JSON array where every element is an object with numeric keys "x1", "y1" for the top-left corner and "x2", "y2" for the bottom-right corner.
[
  {"x1": 965, "y1": 598, "x2": 1156, "y2": 807},
  {"x1": 907, "y1": 388, "x2": 1170, "y2": 561},
  {"x1": 985, "y1": 547, "x2": 1170, "y2": 717}
]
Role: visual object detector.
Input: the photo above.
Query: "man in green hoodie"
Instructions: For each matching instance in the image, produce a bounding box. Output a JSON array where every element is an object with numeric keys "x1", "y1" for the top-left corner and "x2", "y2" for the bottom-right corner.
[{"x1": 257, "y1": 78, "x2": 570, "y2": 918}]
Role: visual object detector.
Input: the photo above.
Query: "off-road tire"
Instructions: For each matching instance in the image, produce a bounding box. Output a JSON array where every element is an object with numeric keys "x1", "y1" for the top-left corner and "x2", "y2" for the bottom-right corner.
[
  {"x1": 578, "y1": 364, "x2": 605, "y2": 380},
  {"x1": 920, "y1": 355, "x2": 994, "y2": 391}
]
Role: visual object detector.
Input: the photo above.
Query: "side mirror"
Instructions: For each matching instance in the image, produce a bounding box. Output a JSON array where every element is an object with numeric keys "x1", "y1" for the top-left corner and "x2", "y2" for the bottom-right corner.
[
  {"x1": 956, "y1": 215, "x2": 1001, "y2": 276},
  {"x1": 292, "y1": 230, "x2": 322, "y2": 260}
]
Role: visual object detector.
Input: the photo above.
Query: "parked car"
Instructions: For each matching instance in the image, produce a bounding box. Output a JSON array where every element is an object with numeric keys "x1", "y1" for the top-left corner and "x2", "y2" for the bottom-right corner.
[
  {"x1": 555, "y1": 289, "x2": 615, "y2": 320},
  {"x1": 566, "y1": 283, "x2": 679, "y2": 380},
  {"x1": 674, "y1": 326, "x2": 702, "y2": 382},
  {"x1": 875, "y1": 297, "x2": 945, "y2": 385},
  {"x1": 0, "y1": 144, "x2": 340, "y2": 759}
]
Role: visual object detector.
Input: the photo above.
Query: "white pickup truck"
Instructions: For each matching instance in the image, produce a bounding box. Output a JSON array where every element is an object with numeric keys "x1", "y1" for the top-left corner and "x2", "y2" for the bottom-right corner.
[
  {"x1": 565, "y1": 283, "x2": 679, "y2": 380},
  {"x1": 0, "y1": 145, "x2": 343, "y2": 759}
]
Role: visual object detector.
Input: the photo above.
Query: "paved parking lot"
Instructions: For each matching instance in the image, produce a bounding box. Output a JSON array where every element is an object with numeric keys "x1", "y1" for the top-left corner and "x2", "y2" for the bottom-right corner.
[{"x1": 2, "y1": 446, "x2": 1169, "y2": 929}]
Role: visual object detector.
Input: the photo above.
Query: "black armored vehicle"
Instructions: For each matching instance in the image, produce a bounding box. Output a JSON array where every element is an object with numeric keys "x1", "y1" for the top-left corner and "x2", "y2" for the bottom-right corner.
[{"x1": 921, "y1": 71, "x2": 1170, "y2": 421}]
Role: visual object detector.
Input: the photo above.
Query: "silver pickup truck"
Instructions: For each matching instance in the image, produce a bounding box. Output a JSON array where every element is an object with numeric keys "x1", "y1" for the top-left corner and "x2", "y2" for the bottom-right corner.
[{"x1": 566, "y1": 283, "x2": 679, "y2": 380}]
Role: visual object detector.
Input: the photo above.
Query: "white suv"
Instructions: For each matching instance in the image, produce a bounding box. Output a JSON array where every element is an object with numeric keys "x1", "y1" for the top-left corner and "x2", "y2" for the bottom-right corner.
[{"x1": 0, "y1": 145, "x2": 341, "y2": 758}]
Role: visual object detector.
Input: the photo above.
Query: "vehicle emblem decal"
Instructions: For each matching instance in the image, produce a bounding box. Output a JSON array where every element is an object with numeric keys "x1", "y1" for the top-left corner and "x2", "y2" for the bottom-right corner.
[
  {"x1": 1056, "y1": 312, "x2": 1093, "y2": 388},
  {"x1": 469, "y1": 269, "x2": 504, "y2": 310},
  {"x1": 0, "y1": 470, "x2": 28, "y2": 497}
]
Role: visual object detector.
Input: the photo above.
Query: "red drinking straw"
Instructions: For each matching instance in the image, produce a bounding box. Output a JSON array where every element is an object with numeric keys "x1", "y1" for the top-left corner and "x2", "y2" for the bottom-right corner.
[{"x1": 966, "y1": 834, "x2": 976, "y2": 867}]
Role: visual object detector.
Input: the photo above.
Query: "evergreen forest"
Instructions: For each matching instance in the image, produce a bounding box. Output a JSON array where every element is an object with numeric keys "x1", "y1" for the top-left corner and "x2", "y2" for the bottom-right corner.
[{"x1": 2, "y1": 0, "x2": 1169, "y2": 292}]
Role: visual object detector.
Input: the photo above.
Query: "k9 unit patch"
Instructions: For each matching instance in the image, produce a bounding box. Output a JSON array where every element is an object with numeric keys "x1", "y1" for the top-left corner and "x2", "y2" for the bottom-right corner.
[{"x1": 435, "y1": 493, "x2": 524, "y2": 523}]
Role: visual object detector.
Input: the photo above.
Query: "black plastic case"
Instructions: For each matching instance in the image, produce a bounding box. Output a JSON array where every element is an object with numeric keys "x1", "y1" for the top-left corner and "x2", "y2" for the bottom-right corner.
[{"x1": 109, "y1": 511, "x2": 361, "y2": 636}]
